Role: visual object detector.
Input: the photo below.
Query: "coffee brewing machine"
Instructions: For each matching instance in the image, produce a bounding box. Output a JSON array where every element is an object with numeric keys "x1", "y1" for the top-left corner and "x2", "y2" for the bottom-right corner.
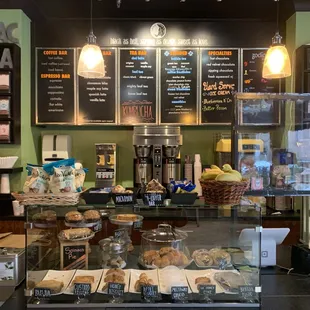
[{"x1": 133, "y1": 126, "x2": 183, "y2": 187}]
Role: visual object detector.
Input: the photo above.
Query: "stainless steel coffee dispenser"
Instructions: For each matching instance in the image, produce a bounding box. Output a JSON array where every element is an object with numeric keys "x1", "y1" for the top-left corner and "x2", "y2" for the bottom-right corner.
[{"x1": 133, "y1": 126, "x2": 183, "y2": 187}]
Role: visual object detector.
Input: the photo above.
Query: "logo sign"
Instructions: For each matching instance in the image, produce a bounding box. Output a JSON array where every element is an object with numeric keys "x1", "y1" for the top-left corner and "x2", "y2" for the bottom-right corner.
[
  {"x1": 150, "y1": 23, "x2": 166, "y2": 39},
  {"x1": 0, "y1": 22, "x2": 18, "y2": 44}
]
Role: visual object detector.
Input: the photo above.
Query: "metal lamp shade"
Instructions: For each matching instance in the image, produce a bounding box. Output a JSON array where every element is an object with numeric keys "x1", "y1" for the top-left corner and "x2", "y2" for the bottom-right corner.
[
  {"x1": 77, "y1": 44, "x2": 105, "y2": 78},
  {"x1": 262, "y1": 45, "x2": 291, "y2": 79}
]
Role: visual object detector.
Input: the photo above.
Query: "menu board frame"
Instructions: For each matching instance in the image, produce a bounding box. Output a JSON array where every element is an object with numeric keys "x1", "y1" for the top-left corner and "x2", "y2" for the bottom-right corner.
[
  {"x1": 240, "y1": 48, "x2": 281, "y2": 126},
  {"x1": 118, "y1": 47, "x2": 159, "y2": 125},
  {"x1": 159, "y1": 48, "x2": 199, "y2": 125},
  {"x1": 35, "y1": 47, "x2": 77, "y2": 125},
  {"x1": 76, "y1": 47, "x2": 118, "y2": 125},
  {"x1": 199, "y1": 48, "x2": 241, "y2": 125}
]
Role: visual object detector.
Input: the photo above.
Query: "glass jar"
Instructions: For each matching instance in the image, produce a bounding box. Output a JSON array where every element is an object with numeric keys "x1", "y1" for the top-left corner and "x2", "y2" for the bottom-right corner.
[
  {"x1": 98, "y1": 237, "x2": 127, "y2": 269},
  {"x1": 139, "y1": 224, "x2": 191, "y2": 269}
]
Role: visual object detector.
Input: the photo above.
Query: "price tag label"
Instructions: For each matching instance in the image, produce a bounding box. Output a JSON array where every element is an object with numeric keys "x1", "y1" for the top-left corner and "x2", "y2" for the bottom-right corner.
[
  {"x1": 133, "y1": 221, "x2": 142, "y2": 230},
  {"x1": 239, "y1": 285, "x2": 256, "y2": 302},
  {"x1": 34, "y1": 288, "x2": 51, "y2": 299},
  {"x1": 114, "y1": 228, "x2": 126, "y2": 239},
  {"x1": 199, "y1": 285, "x2": 216, "y2": 298},
  {"x1": 93, "y1": 220, "x2": 102, "y2": 233},
  {"x1": 141, "y1": 285, "x2": 159, "y2": 301},
  {"x1": 171, "y1": 286, "x2": 188, "y2": 303},
  {"x1": 108, "y1": 282, "x2": 125, "y2": 297},
  {"x1": 74, "y1": 283, "x2": 91, "y2": 296}
]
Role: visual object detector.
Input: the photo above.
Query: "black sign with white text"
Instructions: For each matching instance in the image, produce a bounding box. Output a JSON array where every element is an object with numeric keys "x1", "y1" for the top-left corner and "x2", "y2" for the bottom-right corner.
[
  {"x1": 160, "y1": 49, "x2": 198, "y2": 124},
  {"x1": 78, "y1": 48, "x2": 116, "y2": 124},
  {"x1": 201, "y1": 49, "x2": 239, "y2": 124},
  {"x1": 74, "y1": 283, "x2": 91, "y2": 296},
  {"x1": 36, "y1": 48, "x2": 75, "y2": 124},
  {"x1": 119, "y1": 48, "x2": 157, "y2": 124}
]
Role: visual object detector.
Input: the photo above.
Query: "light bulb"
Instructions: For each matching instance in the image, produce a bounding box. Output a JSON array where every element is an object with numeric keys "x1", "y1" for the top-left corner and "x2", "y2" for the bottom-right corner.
[
  {"x1": 78, "y1": 44, "x2": 105, "y2": 78},
  {"x1": 262, "y1": 45, "x2": 291, "y2": 79}
]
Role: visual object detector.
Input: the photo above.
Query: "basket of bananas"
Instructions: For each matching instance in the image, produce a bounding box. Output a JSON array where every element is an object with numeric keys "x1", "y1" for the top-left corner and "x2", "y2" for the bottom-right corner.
[{"x1": 199, "y1": 164, "x2": 250, "y2": 205}]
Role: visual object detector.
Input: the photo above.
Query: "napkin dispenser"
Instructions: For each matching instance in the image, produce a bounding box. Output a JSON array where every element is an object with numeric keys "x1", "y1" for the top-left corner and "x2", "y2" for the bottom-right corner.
[
  {"x1": 42, "y1": 135, "x2": 72, "y2": 164},
  {"x1": 0, "y1": 247, "x2": 25, "y2": 286}
]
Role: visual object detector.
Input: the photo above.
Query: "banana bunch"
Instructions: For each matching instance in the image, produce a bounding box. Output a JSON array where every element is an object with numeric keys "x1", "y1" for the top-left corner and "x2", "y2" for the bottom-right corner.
[{"x1": 201, "y1": 164, "x2": 242, "y2": 182}]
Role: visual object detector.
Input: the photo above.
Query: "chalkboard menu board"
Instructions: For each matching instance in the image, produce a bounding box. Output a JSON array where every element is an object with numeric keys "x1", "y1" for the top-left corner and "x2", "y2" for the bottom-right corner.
[
  {"x1": 36, "y1": 48, "x2": 75, "y2": 124},
  {"x1": 119, "y1": 48, "x2": 157, "y2": 124},
  {"x1": 78, "y1": 48, "x2": 116, "y2": 124},
  {"x1": 160, "y1": 49, "x2": 198, "y2": 124},
  {"x1": 200, "y1": 49, "x2": 239, "y2": 124},
  {"x1": 242, "y1": 49, "x2": 279, "y2": 93}
]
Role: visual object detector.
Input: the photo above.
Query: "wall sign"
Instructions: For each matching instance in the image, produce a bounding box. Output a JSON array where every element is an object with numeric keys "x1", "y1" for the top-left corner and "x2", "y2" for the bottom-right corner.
[
  {"x1": 200, "y1": 48, "x2": 239, "y2": 124},
  {"x1": 160, "y1": 48, "x2": 198, "y2": 124},
  {"x1": 241, "y1": 49, "x2": 279, "y2": 93},
  {"x1": 36, "y1": 48, "x2": 76, "y2": 124},
  {"x1": 119, "y1": 48, "x2": 157, "y2": 124},
  {"x1": 77, "y1": 48, "x2": 117, "y2": 124},
  {"x1": 0, "y1": 23, "x2": 18, "y2": 44}
]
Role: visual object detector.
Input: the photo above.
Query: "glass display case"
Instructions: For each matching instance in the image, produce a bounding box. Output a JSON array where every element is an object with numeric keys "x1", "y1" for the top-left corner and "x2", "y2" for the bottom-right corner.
[{"x1": 24, "y1": 203, "x2": 262, "y2": 308}]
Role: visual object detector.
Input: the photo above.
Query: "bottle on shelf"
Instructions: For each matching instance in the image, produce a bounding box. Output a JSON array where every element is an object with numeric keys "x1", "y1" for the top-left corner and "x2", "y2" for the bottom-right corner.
[{"x1": 194, "y1": 154, "x2": 202, "y2": 196}]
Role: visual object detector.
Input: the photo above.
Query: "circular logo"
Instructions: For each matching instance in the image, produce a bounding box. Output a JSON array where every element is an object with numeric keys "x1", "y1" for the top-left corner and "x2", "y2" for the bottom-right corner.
[{"x1": 150, "y1": 23, "x2": 166, "y2": 39}]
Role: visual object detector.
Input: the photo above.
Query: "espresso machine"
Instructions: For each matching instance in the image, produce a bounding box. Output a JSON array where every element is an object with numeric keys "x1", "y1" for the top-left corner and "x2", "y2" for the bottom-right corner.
[{"x1": 133, "y1": 126, "x2": 183, "y2": 187}]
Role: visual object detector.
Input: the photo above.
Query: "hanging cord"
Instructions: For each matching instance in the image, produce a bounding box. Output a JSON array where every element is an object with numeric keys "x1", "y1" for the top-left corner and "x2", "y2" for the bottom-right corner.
[
  {"x1": 90, "y1": 0, "x2": 93, "y2": 33},
  {"x1": 276, "y1": 0, "x2": 280, "y2": 33}
]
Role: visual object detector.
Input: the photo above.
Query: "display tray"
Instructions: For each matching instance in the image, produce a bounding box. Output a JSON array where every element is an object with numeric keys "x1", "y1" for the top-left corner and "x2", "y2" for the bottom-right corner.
[
  {"x1": 64, "y1": 221, "x2": 100, "y2": 228},
  {"x1": 109, "y1": 214, "x2": 144, "y2": 226}
]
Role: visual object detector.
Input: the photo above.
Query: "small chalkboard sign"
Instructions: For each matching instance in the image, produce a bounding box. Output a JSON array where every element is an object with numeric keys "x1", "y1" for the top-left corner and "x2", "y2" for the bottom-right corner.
[
  {"x1": 134, "y1": 220, "x2": 142, "y2": 230},
  {"x1": 171, "y1": 286, "x2": 189, "y2": 303},
  {"x1": 34, "y1": 288, "x2": 51, "y2": 299},
  {"x1": 74, "y1": 283, "x2": 91, "y2": 296},
  {"x1": 108, "y1": 282, "x2": 125, "y2": 297},
  {"x1": 239, "y1": 285, "x2": 256, "y2": 302},
  {"x1": 114, "y1": 228, "x2": 126, "y2": 239},
  {"x1": 199, "y1": 285, "x2": 216, "y2": 298},
  {"x1": 141, "y1": 285, "x2": 159, "y2": 301}
]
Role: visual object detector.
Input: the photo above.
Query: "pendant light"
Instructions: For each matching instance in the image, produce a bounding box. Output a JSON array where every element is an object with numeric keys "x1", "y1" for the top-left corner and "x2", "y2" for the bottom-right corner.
[
  {"x1": 77, "y1": 0, "x2": 105, "y2": 78},
  {"x1": 262, "y1": 0, "x2": 291, "y2": 79}
]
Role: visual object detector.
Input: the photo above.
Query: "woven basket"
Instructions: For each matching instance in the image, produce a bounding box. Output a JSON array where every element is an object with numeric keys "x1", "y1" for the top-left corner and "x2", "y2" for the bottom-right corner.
[
  {"x1": 12, "y1": 192, "x2": 80, "y2": 206},
  {"x1": 200, "y1": 179, "x2": 250, "y2": 205}
]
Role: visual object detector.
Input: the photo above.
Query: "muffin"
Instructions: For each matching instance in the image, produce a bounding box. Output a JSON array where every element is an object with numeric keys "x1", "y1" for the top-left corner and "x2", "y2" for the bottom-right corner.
[
  {"x1": 65, "y1": 211, "x2": 84, "y2": 223},
  {"x1": 84, "y1": 210, "x2": 101, "y2": 223}
]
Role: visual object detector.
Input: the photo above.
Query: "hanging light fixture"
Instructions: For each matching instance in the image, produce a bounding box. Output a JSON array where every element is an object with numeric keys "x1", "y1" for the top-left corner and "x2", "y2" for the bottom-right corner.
[
  {"x1": 262, "y1": 0, "x2": 291, "y2": 79},
  {"x1": 78, "y1": 0, "x2": 105, "y2": 78}
]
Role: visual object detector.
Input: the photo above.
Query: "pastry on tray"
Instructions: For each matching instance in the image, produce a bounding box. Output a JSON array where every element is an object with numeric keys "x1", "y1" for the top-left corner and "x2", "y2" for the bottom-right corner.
[
  {"x1": 35, "y1": 280, "x2": 64, "y2": 294},
  {"x1": 208, "y1": 249, "x2": 231, "y2": 266},
  {"x1": 195, "y1": 276, "x2": 211, "y2": 287},
  {"x1": 112, "y1": 185, "x2": 133, "y2": 194},
  {"x1": 143, "y1": 247, "x2": 189, "y2": 268},
  {"x1": 59, "y1": 228, "x2": 92, "y2": 240},
  {"x1": 134, "y1": 273, "x2": 154, "y2": 292},
  {"x1": 192, "y1": 249, "x2": 214, "y2": 267},
  {"x1": 33, "y1": 210, "x2": 56, "y2": 224},
  {"x1": 116, "y1": 214, "x2": 138, "y2": 222},
  {"x1": 102, "y1": 268, "x2": 125, "y2": 291},
  {"x1": 65, "y1": 211, "x2": 84, "y2": 223},
  {"x1": 73, "y1": 275, "x2": 95, "y2": 284},
  {"x1": 83, "y1": 210, "x2": 101, "y2": 223}
]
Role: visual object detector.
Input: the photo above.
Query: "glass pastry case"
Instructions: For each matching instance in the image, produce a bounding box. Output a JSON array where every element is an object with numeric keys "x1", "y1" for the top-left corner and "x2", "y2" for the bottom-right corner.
[{"x1": 24, "y1": 203, "x2": 262, "y2": 308}]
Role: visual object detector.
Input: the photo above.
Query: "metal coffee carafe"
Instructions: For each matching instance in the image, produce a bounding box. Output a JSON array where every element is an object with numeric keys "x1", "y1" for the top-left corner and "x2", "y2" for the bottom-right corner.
[{"x1": 133, "y1": 126, "x2": 182, "y2": 187}]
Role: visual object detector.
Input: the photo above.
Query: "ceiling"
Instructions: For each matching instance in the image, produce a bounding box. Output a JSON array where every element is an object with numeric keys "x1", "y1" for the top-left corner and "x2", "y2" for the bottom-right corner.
[{"x1": 0, "y1": 0, "x2": 302, "y2": 21}]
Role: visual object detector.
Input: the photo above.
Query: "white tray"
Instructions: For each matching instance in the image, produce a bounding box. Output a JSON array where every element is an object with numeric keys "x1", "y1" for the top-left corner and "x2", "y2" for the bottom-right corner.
[
  {"x1": 64, "y1": 269, "x2": 103, "y2": 295},
  {"x1": 158, "y1": 266, "x2": 191, "y2": 295},
  {"x1": 39, "y1": 270, "x2": 76, "y2": 296},
  {"x1": 129, "y1": 269, "x2": 159, "y2": 294},
  {"x1": 97, "y1": 269, "x2": 130, "y2": 294}
]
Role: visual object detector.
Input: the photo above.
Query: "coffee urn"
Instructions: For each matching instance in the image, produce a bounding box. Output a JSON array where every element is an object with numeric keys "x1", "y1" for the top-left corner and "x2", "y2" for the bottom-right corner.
[{"x1": 133, "y1": 126, "x2": 183, "y2": 187}]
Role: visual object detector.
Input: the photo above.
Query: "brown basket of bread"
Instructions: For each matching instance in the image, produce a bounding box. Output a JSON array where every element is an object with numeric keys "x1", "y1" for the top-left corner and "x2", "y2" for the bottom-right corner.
[{"x1": 200, "y1": 164, "x2": 250, "y2": 205}]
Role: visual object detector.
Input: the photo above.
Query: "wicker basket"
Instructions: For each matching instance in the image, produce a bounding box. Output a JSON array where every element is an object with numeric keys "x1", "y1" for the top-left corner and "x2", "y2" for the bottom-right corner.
[
  {"x1": 12, "y1": 192, "x2": 80, "y2": 206},
  {"x1": 200, "y1": 179, "x2": 250, "y2": 205}
]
